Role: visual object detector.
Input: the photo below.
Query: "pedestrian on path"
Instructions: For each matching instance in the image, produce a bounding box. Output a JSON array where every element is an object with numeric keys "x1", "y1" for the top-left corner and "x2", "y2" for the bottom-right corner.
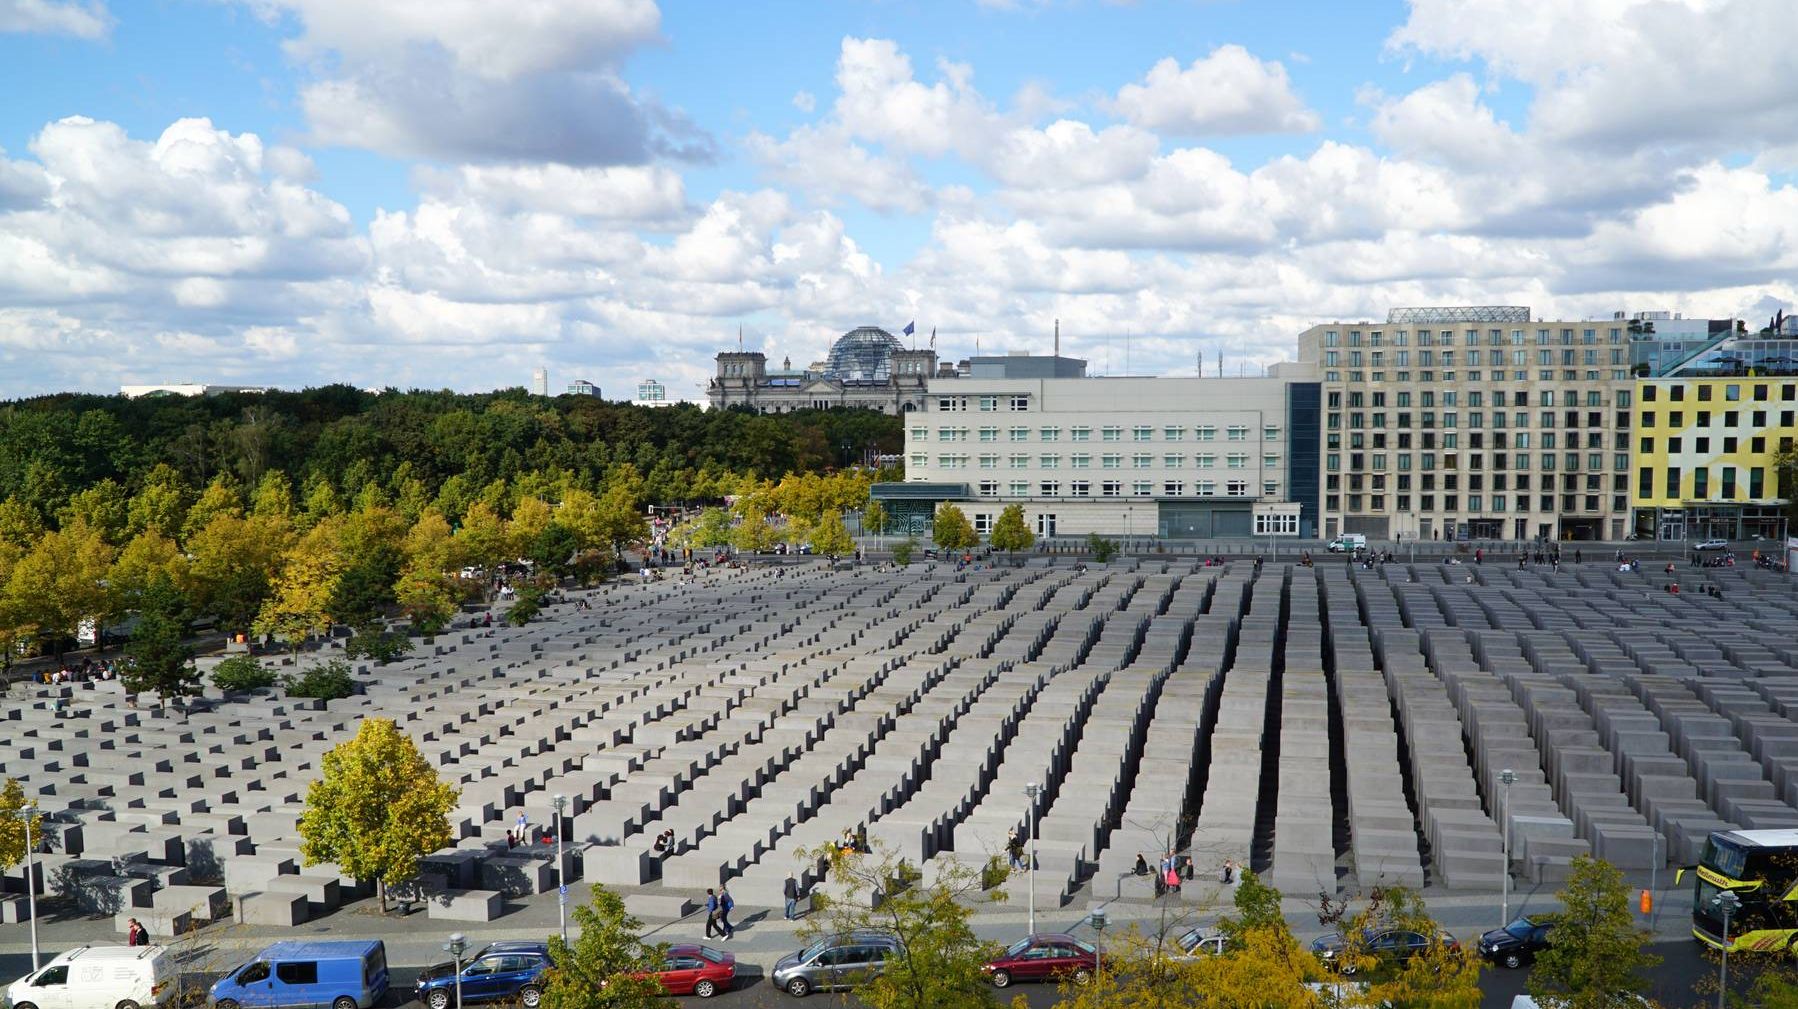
[
  {"x1": 126, "y1": 917, "x2": 148, "y2": 946},
  {"x1": 784, "y1": 873, "x2": 801, "y2": 920},
  {"x1": 1006, "y1": 828, "x2": 1025, "y2": 870},
  {"x1": 515, "y1": 810, "x2": 529, "y2": 841},
  {"x1": 704, "y1": 888, "x2": 722, "y2": 938},
  {"x1": 717, "y1": 885, "x2": 736, "y2": 940}
]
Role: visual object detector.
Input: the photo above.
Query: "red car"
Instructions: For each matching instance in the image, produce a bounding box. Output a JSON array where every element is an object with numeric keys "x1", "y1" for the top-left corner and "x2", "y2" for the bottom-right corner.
[
  {"x1": 643, "y1": 944, "x2": 735, "y2": 998},
  {"x1": 981, "y1": 933, "x2": 1097, "y2": 988}
]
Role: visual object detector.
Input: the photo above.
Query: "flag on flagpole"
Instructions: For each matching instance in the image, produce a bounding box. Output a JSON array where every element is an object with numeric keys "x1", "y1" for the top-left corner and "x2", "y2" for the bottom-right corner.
[
  {"x1": 930, "y1": 326, "x2": 936, "y2": 351},
  {"x1": 903, "y1": 320, "x2": 915, "y2": 336}
]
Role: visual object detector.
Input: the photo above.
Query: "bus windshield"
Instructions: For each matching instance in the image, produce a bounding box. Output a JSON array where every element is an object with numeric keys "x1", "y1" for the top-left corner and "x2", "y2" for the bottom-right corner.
[{"x1": 1703, "y1": 837, "x2": 1749, "y2": 879}]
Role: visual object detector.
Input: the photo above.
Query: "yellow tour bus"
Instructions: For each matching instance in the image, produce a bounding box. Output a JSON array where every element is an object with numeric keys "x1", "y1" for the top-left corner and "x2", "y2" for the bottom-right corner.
[{"x1": 1682, "y1": 828, "x2": 1798, "y2": 952}]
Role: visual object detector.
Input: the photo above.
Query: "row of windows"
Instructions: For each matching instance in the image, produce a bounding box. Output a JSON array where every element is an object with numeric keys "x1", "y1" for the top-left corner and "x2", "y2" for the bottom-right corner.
[
  {"x1": 1641, "y1": 434, "x2": 1795, "y2": 456},
  {"x1": 935, "y1": 395, "x2": 1032, "y2": 412},
  {"x1": 913, "y1": 424, "x2": 1273, "y2": 442},
  {"x1": 1639, "y1": 466, "x2": 1774, "y2": 500},
  {"x1": 1327, "y1": 494, "x2": 1624, "y2": 513},
  {"x1": 1323, "y1": 328, "x2": 1625, "y2": 347},
  {"x1": 1327, "y1": 473, "x2": 1624, "y2": 493},
  {"x1": 1327, "y1": 389, "x2": 1626, "y2": 408},
  {"x1": 1254, "y1": 512, "x2": 1299, "y2": 535},
  {"x1": 1328, "y1": 411, "x2": 1627, "y2": 432},
  {"x1": 922, "y1": 453, "x2": 1276, "y2": 469},
  {"x1": 972, "y1": 479, "x2": 1271, "y2": 498},
  {"x1": 1324, "y1": 370, "x2": 1629, "y2": 384},
  {"x1": 1639, "y1": 409, "x2": 1788, "y2": 429},
  {"x1": 1326, "y1": 452, "x2": 1629, "y2": 472},
  {"x1": 1641, "y1": 383, "x2": 1798, "y2": 404},
  {"x1": 1329, "y1": 432, "x2": 1624, "y2": 452},
  {"x1": 1323, "y1": 348, "x2": 1626, "y2": 368}
]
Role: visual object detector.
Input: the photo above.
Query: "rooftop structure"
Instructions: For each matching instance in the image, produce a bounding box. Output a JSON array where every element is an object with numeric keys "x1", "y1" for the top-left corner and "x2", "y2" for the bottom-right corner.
[
  {"x1": 823, "y1": 326, "x2": 906, "y2": 382},
  {"x1": 120, "y1": 383, "x2": 269, "y2": 398},
  {"x1": 1387, "y1": 306, "x2": 1532, "y2": 324}
]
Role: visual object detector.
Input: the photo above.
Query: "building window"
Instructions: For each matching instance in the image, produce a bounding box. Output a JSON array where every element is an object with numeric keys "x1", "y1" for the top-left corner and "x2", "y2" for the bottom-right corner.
[
  {"x1": 1164, "y1": 426, "x2": 1185, "y2": 440},
  {"x1": 1101, "y1": 426, "x2": 1122, "y2": 441},
  {"x1": 1010, "y1": 426, "x2": 1029, "y2": 441},
  {"x1": 1197, "y1": 454, "x2": 1216, "y2": 468},
  {"x1": 1071, "y1": 426, "x2": 1091, "y2": 441},
  {"x1": 1040, "y1": 481, "x2": 1060, "y2": 496},
  {"x1": 1071, "y1": 454, "x2": 1091, "y2": 469},
  {"x1": 1040, "y1": 426, "x2": 1061, "y2": 441},
  {"x1": 1009, "y1": 454, "x2": 1029, "y2": 469},
  {"x1": 1132, "y1": 481, "x2": 1153, "y2": 496},
  {"x1": 1071, "y1": 480, "x2": 1090, "y2": 497},
  {"x1": 1227, "y1": 425, "x2": 1249, "y2": 441},
  {"x1": 1196, "y1": 426, "x2": 1216, "y2": 441},
  {"x1": 1163, "y1": 481, "x2": 1185, "y2": 496},
  {"x1": 1009, "y1": 396, "x2": 1030, "y2": 411},
  {"x1": 911, "y1": 426, "x2": 928, "y2": 441},
  {"x1": 1040, "y1": 454, "x2": 1061, "y2": 469},
  {"x1": 1226, "y1": 453, "x2": 1248, "y2": 469},
  {"x1": 1132, "y1": 453, "x2": 1153, "y2": 468},
  {"x1": 1226, "y1": 480, "x2": 1248, "y2": 496},
  {"x1": 1101, "y1": 481, "x2": 1122, "y2": 497},
  {"x1": 974, "y1": 512, "x2": 993, "y2": 534},
  {"x1": 1264, "y1": 425, "x2": 1280, "y2": 441},
  {"x1": 979, "y1": 396, "x2": 998, "y2": 411},
  {"x1": 1254, "y1": 512, "x2": 1298, "y2": 535},
  {"x1": 1009, "y1": 481, "x2": 1029, "y2": 496},
  {"x1": 979, "y1": 426, "x2": 999, "y2": 442},
  {"x1": 1133, "y1": 426, "x2": 1153, "y2": 441},
  {"x1": 1102, "y1": 454, "x2": 1122, "y2": 468},
  {"x1": 1197, "y1": 480, "x2": 1216, "y2": 495},
  {"x1": 1163, "y1": 454, "x2": 1184, "y2": 468},
  {"x1": 978, "y1": 481, "x2": 999, "y2": 497},
  {"x1": 978, "y1": 454, "x2": 998, "y2": 469},
  {"x1": 1263, "y1": 480, "x2": 1278, "y2": 496}
]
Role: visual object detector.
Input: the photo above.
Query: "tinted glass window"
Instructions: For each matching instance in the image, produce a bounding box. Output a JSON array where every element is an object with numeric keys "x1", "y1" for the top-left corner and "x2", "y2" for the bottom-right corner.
[
  {"x1": 465, "y1": 957, "x2": 505, "y2": 976},
  {"x1": 35, "y1": 966, "x2": 68, "y2": 986},
  {"x1": 696, "y1": 946, "x2": 727, "y2": 963},
  {"x1": 275, "y1": 962, "x2": 318, "y2": 985},
  {"x1": 239, "y1": 963, "x2": 270, "y2": 984}
]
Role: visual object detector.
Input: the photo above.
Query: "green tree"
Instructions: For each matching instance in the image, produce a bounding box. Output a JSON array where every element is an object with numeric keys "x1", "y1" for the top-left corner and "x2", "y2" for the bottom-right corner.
[
  {"x1": 989, "y1": 503, "x2": 1034, "y2": 557},
  {"x1": 187, "y1": 513, "x2": 288, "y2": 636},
  {"x1": 127, "y1": 464, "x2": 190, "y2": 540},
  {"x1": 0, "y1": 778, "x2": 43, "y2": 873},
  {"x1": 211, "y1": 654, "x2": 278, "y2": 692},
  {"x1": 110, "y1": 531, "x2": 191, "y2": 610},
  {"x1": 60, "y1": 478, "x2": 130, "y2": 544},
  {"x1": 298, "y1": 717, "x2": 458, "y2": 911},
  {"x1": 798, "y1": 840, "x2": 1004, "y2": 1006},
  {"x1": 396, "y1": 565, "x2": 458, "y2": 635},
  {"x1": 690, "y1": 507, "x2": 733, "y2": 549},
  {"x1": 892, "y1": 539, "x2": 916, "y2": 566},
  {"x1": 862, "y1": 498, "x2": 889, "y2": 537},
  {"x1": 1088, "y1": 532, "x2": 1119, "y2": 563},
  {"x1": 254, "y1": 518, "x2": 347, "y2": 650},
  {"x1": 731, "y1": 506, "x2": 779, "y2": 554},
  {"x1": 5, "y1": 518, "x2": 116, "y2": 660},
  {"x1": 454, "y1": 501, "x2": 509, "y2": 595},
  {"x1": 182, "y1": 475, "x2": 244, "y2": 543},
  {"x1": 529, "y1": 523, "x2": 580, "y2": 579},
  {"x1": 251, "y1": 470, "x2": 296, "y2": 520},
  {"x1": 540, "y1": 884, "x2": 667, "y2": 1009},
  {"x1": 122, "y1": 573, "x2": 200, "y2": 707},
  {"x1": 1526, "y1": 854, "x2": 1659, "y2": 1009},
  {"x1": 1215, "y1": 869, "x2": 1288, "y2": 949},
  {"x1": 931, "y1": 503, "x2": 978, "y2": 552},
  {"x1": 0, "y1": 497, "x2": 44, "y2": 548},
  {"x1": 809, "y1": 509, "x2": 854, "y2": 559}
]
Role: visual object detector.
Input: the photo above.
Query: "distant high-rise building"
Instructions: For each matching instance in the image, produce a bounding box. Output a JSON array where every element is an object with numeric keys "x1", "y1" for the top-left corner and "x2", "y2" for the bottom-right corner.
[
  {"x1": 532, "y1": 366, "x2": 549, "y2": 396},
  {"x1": 638, "y1": 378, "x2": 667, "y2": 402},
  {"x1": 566, "y1": 379, "x2": 601, "y2": 398}
]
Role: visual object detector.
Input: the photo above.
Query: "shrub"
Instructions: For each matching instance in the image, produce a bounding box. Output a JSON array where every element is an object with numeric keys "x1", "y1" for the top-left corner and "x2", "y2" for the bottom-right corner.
[
  {"x1": 211, "y1": 654, "x2": 277, "y2": 692},
  {"x1": 283, "y1": 659, "x2": 356, "y2": 701},
  {"x1": 345, "y1": 625, "x2": 414, "y2": 665},
  {"x1": 892, "y1": 540, "x2": 915, "y2": 567},
  {"x1": 1087, "y1": 532, "x2": 1119, "y2": 563}
]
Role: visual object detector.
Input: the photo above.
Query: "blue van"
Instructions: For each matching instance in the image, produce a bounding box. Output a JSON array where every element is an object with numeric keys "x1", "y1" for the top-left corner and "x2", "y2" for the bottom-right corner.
[{"x1": 210, "y1": 940, "x2": 389, "y2": 1009}]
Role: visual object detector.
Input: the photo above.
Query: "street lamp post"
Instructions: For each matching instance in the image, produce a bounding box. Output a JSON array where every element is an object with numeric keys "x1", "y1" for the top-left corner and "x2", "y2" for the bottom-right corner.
[
  {"x1": 22, "y1": 801, "x2": 38, "y2": 970},
  {"x1": 1499, "y1": 768, "x2": 1516, "y2": 927},
  {"x1": 1023, "y1": 783, "x2": 1040, "y2": 934},
  {"x1": 552, "y1": 794, "x2": 568, "y2": 945},
  {"x1": 445, "y1": 934, "x2": 467, "y2": 1009},
  {"x1": 1088, "y1": 906, "x2": 1108, "y2": 982},
  {"x1": 1714, "y1": 891, "x2": 1741, "y2": 1009}
]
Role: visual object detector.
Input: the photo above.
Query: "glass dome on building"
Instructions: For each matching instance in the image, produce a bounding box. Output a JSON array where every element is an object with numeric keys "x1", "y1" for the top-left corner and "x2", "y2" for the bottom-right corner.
[{"x1": 824, "y1": 326, "x2": 904, "y2": 382}]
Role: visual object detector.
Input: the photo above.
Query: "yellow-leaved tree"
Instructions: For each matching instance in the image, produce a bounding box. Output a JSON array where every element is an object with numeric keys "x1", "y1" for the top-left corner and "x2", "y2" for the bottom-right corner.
[
  {"x1": 0, "y1": 778, "x2": 43, "y2": 873},
  {"x1": 299, "y1": 718, "x2": 459, "y2": 912},
  {"x1": 254, "y1": 517, "x2": 347, "y2": 651}
]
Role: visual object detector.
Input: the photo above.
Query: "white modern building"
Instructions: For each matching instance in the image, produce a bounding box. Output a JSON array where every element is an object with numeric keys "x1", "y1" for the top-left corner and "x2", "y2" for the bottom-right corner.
[
  {"x1": 532, "y1": 366, "x2": 549, "y2": 397},
  {"x1": 566, "y1": 379, "x2": 602, "y2": 397},
  {"x1": 876, "y1": 356, "x2": 1321, "y2": 539},
  {"x1": 634, "y1": 378, "x2": 676, "y2": 407},
  {"x1": 120, "y1": 383, "x2": 269, "y2": 398}
]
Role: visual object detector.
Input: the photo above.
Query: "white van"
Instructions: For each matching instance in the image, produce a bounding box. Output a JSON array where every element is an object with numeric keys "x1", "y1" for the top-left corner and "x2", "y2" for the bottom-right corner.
[
  {"x1": 1327, "y1": 533, "x2": 1367, "y2": 553},
  {"x1": 7, "y1": 945, "x2": 174, "y2": 1009}
]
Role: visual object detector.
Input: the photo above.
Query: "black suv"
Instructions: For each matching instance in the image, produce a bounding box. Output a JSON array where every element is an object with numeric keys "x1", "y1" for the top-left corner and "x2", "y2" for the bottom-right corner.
[
  {"x1": 1310, "y1": 928, "x2": 1459, "y2": 974},
  {"x1": 1478, "y1": 917, "x2": 1553, "y2": 969}
]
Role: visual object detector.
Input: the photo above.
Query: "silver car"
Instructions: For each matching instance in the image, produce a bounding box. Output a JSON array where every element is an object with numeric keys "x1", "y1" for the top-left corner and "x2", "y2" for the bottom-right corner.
[{"x1": 770, "y1": 932, "x2": 899, "y2": 997}]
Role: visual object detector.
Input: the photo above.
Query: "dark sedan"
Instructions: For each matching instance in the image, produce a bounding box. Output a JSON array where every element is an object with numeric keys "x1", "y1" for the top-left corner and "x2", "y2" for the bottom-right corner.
[
  {"x1": 1478, "y1": 917, "x2": 1553, "y2": 969},
  {"x1": 1309, "y1": 928, "x2": 1459, "y2": 974}
]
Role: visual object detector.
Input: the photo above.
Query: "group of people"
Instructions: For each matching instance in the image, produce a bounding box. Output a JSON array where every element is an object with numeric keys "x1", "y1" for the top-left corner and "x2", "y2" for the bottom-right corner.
[
  {"x1": 703, "y1": 885, "x2": 736, "y2": 940},
  {"x1": 1130, "y1": 851, "x2": 1236, "y2": 897},
  {"x1": 651, "y1": 828, "x2": 677, "y2": 854},
  {"x1": 41, "y1": 656, "x2": 126, "y2": 685}
]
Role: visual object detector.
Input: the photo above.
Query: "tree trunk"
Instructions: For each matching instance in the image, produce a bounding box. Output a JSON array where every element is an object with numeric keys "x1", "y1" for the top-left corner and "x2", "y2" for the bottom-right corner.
[{"x1": 377, "y1": 878, "x2": 388, "y2": 913}]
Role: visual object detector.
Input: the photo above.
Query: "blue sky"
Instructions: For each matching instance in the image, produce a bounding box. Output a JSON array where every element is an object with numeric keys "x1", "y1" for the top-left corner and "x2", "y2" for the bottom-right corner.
[{"x1": 0, "y1": 0, "x2": 1793, "y2": 398}]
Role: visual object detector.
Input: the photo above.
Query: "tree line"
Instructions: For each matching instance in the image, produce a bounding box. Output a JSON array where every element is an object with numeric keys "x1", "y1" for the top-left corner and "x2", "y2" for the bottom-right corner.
[{"x1": 0, "y1": 387, "x2": 901, "y2": 685}]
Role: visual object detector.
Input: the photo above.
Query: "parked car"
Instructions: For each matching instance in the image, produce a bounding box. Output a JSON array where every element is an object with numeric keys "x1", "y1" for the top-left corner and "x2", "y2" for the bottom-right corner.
[
  {"x1": 8, "y1": 945, "x2": 174, "y2": 1009},
  {"x1": 1478, "y1": 917, "x2": 1554, "y2": 969},
  {"x1": 1309, "y1": 928, "x2": 1459, "y2": 974},
  {"x1": 639, "y1": 944, "x2": 736, "y2": 998},
  {"x1": 981, "y1": 933, "x2": 1097, "y2": 987},
  {"x1": 414, "y1": 942, "x2": 550, "y2": 1009},
  {"x1": 1170, "y1": 927, "x2": 1227, "y2": 960},
  {"x1": 771, "y1": 931, "x2": 899, "y2": 997},
  {"x1": 1327, "y1": 534, "x2": 1367, "y2": 553},
  {"x1": 211, "y1": 940, "x2": 389, "y2": 1009},
  {"x1": 1695, "y1": 539, "x2": 1731, "y2": 551}
]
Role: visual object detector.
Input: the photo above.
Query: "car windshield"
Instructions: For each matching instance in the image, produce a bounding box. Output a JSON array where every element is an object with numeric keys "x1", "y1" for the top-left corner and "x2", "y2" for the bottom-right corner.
[
  {"x1": 696, "y1": 946, "x2": 727, "y2": 963},
  {"x1": 1177, "y1": 930, "x2": 1202, "y2": 952},
  {"x1": 800, "y1": 938, "x2": 833, "y2": 961},
  {"x1": 1503, "y1": 919, "x2": 1536, "y2": 938},
  {"x1": 1071, "y1": 940, "x2": 1096, "y2": 954},
  {"x1": 1004, "y1": 938, "x2": 1032, "y2": 958}
]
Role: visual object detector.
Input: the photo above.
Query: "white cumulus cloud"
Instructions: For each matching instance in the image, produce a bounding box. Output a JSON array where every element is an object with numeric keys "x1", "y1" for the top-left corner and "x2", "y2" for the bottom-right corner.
[{"x1": 1112, "y1": 46, "x2": 1319, "y2": 135}]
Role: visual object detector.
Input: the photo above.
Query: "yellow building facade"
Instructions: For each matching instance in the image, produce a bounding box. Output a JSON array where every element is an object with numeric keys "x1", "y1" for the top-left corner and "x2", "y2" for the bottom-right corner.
[{"x1": 1632, "y1": 375, "x2": 1796, "y2": 542}]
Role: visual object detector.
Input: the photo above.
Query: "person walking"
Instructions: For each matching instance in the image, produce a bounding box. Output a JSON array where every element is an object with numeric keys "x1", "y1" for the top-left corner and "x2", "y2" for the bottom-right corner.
[
  {"x1": 514, "y1": 810, "x2": 529, "y2": 842},
  {"x1": 717, "y1": 885, "x2": 736, "y2": 940},
  {"x1": 126, "y1": 917, "x2": 148, "y2": 946},
  {"x1": 784, "y1": 872, "x2": 801, "y2": 920},
  {"x1": 1006, "y1": 828, "x2": 1025, "y2": 870},
  {"x1": 703, "y1": 888, "x2": 722, "y2": 938}
]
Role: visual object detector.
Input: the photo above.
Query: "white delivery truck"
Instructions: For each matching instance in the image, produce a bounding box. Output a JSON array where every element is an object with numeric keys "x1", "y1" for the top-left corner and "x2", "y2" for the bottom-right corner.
[{"x1": 7, "y1": 945, "x2": 174, "y2": 1009}]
